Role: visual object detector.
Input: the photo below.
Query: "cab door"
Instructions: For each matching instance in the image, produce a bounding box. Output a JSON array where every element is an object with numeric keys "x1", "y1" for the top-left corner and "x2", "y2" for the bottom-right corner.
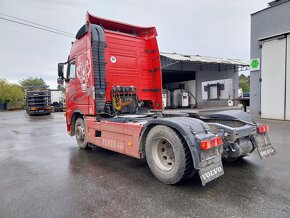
[{"x1": 65, "y1": 60, "x2": 77, "y2": 112}]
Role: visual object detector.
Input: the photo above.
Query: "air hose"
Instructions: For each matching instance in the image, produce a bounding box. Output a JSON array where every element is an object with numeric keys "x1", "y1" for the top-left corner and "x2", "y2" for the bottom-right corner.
[{"x1": 113, "y1": 97, "x2": 133, "y2": 111}]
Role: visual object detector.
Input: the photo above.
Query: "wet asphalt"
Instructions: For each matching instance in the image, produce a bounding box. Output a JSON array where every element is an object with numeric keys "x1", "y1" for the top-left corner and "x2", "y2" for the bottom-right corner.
[{"x1": 0, "y1": 111, "x2": 290, "y2": 218}]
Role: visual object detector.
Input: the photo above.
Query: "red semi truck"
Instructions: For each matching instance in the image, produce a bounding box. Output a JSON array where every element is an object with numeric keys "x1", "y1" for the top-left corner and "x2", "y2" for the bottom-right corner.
[{"x1": 57, "y1": 13, "x2": 276, "y2": 186}]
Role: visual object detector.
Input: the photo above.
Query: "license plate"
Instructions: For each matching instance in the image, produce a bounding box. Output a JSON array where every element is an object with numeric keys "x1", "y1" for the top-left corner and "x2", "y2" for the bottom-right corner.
[
  {"x1": 198, "y1": 161, "x2": 224, "y2": 186},
  {"x1": 257, "y1": 145, "x2": 276, "y2": 159},
  {"x1": 38, "y1": 110, "x2": 44, "y2": 112},
  {"x1": 252, "y1": 134, "x2": 276, "y2": 159}
]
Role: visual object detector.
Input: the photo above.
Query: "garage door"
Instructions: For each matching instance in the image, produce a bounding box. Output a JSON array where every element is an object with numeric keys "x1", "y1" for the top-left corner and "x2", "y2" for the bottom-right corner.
[
  {"x1": 286, "y1": 35, "x2": 290, "y2": 120},
  {"x1": 261, "y1": 37, "x2": 286, "y2": 120}
]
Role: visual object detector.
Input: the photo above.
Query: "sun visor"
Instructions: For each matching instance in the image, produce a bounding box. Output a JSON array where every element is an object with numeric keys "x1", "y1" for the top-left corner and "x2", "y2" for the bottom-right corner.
[{"x1": 86, "y1": 12, "x2": 157, "y2": 38}]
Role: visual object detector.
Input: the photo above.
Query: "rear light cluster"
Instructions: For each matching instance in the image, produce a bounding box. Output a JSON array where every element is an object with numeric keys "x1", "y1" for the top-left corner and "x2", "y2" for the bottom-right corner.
[
  {"x1": 258, "y1": 125, "x2": 270, "y2": 134},
  {"x1": 200, "y1": 137, "x2": 223, "y2": 150}
]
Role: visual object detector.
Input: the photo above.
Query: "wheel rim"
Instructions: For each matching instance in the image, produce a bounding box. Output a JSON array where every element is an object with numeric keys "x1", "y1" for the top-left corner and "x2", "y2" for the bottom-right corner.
[
  {"x1": 152, "y1": 137, "x2": 175, "y2": 172},
  {"x1": 76, "y1": 123, "x2": 85, "y2": 142}
]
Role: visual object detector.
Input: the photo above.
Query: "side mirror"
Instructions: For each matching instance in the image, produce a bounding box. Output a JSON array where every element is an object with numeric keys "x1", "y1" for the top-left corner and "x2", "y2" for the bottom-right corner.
[
  {"x1": 58, "y1": 63, "x2": 64, "y2": 78},
  {"x1": 57, "y1": 77, "x2": 64, "y2": 85}
]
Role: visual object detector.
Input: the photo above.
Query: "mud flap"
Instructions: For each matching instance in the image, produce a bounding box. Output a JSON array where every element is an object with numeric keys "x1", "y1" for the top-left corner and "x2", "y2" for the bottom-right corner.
[
  {"x1": 198, "y1": 161, "x2": 224, "y2": 186},
  {"x1": 252, "y1": 134, "x2": 276, "y2": 159}
]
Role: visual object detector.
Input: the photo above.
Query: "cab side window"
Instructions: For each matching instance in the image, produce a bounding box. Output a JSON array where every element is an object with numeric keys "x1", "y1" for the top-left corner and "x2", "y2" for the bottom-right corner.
[{"x1": 68, "y1": 61, "x2": 76, "y2": 81}]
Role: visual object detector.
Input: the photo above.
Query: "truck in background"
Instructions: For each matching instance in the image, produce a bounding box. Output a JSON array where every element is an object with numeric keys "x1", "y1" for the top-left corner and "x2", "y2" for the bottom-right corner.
[
  {"x1": 50, "y1": 89, "x2": 65, "y2": 112},
  {"x1": 57, "y1": 13, "x2": 276, "y2": 186},
  {"x1": 24, "y1": 86, "x2": 52, "y2": 115}
]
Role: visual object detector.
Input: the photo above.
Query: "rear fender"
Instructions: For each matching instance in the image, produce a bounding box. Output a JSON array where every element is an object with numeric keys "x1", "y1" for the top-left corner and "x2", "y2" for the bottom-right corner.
[
  {"x1": 208, "y1": 110, "x2": 256, "y2": 123},
  {"x1": 140, "y1": 117, "x2": 217, "y2": 170}
]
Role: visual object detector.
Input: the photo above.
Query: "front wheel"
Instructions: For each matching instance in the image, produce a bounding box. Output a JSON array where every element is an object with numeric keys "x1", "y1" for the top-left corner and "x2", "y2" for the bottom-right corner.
[
  {"x1": 145, "y1": 125, "x2": 194, "y2": 184},
  {"x1": 75, "y1": 118, "x2": 88, "y2": 149}
]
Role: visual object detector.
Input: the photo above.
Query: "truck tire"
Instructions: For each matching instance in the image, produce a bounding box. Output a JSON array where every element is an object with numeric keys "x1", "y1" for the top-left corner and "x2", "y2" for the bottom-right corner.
[
  {"x1": 145, "y1": 125, "x2": 193, "y2": 184},
  {"x1": 75, "y1": 118, "x2": 88, "y2": 149}
]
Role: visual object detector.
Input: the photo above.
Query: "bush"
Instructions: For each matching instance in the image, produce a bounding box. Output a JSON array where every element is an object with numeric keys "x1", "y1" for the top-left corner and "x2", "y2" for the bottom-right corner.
[
  {"x1": 239, "y1": 74, "x2": 250, "y2": 92},
  {"x1": 0, "y1": 79, "x2": 24, "y2": 103}
]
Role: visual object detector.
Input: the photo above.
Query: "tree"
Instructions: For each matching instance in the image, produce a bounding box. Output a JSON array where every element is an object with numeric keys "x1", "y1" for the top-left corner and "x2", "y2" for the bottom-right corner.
[
  {"x1": 19, "y1": 77, "x2": 47, "y2": 88},
  {"x1": 10, "y1": 84, "x2": 25, "y2": 102},
  {"x1": 239, "y1": 74, "x2": 250, "y2": 93},
  {"x1": 0, "y1": 79, "x2": 24, "y2": 103}
]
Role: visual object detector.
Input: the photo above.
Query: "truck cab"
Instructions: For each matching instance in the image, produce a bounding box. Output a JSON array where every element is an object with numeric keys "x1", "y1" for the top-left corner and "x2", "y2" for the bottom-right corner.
[{"x1": 59, "y1": 13, "x2": 162, "y2": 131}]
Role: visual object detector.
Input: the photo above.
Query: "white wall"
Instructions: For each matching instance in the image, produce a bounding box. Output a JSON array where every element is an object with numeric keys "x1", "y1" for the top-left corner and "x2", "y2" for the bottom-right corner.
[
  {"x1": 195, "y1": 69, "x2": 238, "y2": 103},
  {"x1": 201, "y1": 79, "x2": 233, "y2": 100}
]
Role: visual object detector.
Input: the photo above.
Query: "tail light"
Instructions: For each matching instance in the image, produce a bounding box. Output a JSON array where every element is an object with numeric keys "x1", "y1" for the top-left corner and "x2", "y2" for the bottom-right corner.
[
  {"x1": 200, "y1": 137, "x2": 223, "y2": 150},
  {"x1": 258, "y1": 125, "x2": 270, "y2": 134}
]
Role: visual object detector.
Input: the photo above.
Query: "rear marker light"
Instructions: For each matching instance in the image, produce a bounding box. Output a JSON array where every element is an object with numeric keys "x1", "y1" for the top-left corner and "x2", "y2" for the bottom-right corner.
[
  {"x1": 200, "y1": 137, "x2": 223, "y2": 150},
  {"x1": 258, "y1": 125, "x2": 270, "y2": 134}
]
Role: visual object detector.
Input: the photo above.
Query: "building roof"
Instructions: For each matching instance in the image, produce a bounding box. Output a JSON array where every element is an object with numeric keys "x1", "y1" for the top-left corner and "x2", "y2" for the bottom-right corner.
[
  {"x1": 160, "y1": 52, "x2": 249, "y2": 67},
  {"x1": 252, "y1": 0, "x2": 290, "y2": 15},
  {"x1": 268, "y1": 0, "x2": 290, "y2": 7}
]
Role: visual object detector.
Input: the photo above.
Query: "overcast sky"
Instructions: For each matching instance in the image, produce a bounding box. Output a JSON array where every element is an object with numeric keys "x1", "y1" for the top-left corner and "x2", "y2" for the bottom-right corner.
[{"x1": 0, "y1": 0, "x2": 269, "y2": 88}]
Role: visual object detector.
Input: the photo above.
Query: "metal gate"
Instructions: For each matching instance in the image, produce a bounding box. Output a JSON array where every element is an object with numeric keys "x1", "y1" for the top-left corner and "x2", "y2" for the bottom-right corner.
[
  {"x1": 286, "y1": 35, "x2": 290, "y2": 120},
  {"x1": 261, "y1": 36, "x2": 288, "y2": 120}
]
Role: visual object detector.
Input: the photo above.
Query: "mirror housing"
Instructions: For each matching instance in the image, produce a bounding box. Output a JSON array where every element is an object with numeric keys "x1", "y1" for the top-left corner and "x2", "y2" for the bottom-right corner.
[{"x1": 58, "y1": 63, "x2": 64, "y2": 78}]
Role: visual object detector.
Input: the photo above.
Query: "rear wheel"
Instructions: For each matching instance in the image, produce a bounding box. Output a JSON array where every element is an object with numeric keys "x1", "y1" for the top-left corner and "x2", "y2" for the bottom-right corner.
[
  {"x1": 75, "y1": 118, "x2": 88, "y2": 149},
  {"x1": 145, "y1": 125, "x2": 194, "y2": 184}
]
